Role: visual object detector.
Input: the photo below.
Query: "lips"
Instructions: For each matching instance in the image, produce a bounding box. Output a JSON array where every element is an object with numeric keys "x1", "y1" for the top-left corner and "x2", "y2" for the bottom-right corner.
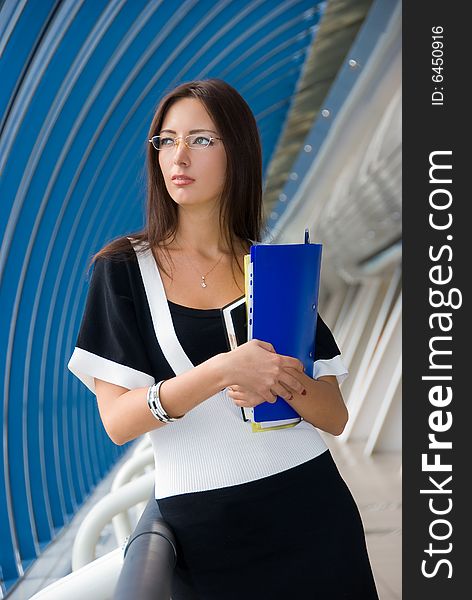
[{"x1": 172, "y1": 175, "x2": 195, "y2": 182}]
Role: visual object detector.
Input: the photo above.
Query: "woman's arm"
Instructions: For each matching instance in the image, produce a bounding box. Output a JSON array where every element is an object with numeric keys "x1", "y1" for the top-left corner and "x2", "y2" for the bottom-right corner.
[
  {"x1": 95, "y1": 339, "x2": 304, "y2": 445},
  {"x1": 283, "y1": 371, "x2": 348, "y2": 436},
  {"x1": 95, "y1": 352, "x2": 226, "y2": 445}
]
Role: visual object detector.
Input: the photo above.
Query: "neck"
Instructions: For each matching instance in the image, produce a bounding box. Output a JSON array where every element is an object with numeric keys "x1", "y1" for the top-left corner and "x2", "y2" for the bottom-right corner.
[{"x1": 172, "y1": 207, "x2": 234, "y2": 257}]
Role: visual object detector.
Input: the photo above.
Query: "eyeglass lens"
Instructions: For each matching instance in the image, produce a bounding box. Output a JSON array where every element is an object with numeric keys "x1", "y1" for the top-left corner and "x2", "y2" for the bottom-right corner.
[{"x1": 151, "y1": 134, "x2": 215, "y2": 150}]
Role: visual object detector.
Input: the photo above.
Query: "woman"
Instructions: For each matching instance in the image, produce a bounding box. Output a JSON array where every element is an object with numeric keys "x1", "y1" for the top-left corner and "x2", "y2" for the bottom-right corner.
[{"x1": 68, "y1": 79, "x2": 378, "y2": 599}]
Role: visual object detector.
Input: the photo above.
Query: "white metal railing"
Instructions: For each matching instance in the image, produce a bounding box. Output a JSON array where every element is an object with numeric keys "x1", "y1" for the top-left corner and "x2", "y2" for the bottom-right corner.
[
  {"x1": 28, "y1": 436, "x2": 156, "y2": 599},
  {"x1": 29, "y1": 547, "x2": 124, "y2": 600},
  {"x1": 72, "y1": 469, "x2": 154, "y2": 570},
  {"x1": 110, "y1": 445, "x2": 154, "y2": 544}
]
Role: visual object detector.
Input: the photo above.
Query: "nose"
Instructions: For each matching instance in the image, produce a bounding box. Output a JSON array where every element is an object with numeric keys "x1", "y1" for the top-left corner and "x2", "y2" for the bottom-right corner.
[{"x1": 173, "y1": 138, "x2": 190, "y2": 164}]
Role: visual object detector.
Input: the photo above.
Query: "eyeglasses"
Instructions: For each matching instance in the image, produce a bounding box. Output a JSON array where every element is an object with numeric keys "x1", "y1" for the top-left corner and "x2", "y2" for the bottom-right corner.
[{"x1": 148, "y1": 134, "x2": 222, "y2": 151}]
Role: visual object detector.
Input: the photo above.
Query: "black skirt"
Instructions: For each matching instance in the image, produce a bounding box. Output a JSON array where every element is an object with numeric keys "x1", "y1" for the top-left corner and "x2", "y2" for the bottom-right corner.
[{"x1": 157, "y1": 449, "x2": 379, "y2": 600}]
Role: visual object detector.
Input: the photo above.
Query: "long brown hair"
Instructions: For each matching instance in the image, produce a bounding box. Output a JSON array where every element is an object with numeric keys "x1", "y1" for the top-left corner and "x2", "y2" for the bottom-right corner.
[{"x1": 88, "y1": 78, "x2": 267, "y2": 286}]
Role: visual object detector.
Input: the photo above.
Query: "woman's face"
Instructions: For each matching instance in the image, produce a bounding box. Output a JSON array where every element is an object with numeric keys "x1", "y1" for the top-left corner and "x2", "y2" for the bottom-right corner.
[{"x1": 158, "y1": 98, "x2": 227, "y2": 210}]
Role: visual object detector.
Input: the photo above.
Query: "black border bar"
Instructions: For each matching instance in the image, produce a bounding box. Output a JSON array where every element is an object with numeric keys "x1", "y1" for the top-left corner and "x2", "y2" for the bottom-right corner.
[{"x1": 403, "y1": 3, "x2": 469, "y2": 597}]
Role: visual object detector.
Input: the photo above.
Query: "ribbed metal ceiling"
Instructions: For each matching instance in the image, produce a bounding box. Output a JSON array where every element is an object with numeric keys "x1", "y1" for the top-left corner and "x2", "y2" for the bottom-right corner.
[
  {"x1": 263, "y1": 0, "x2": 374, "y2": 212},
  {"x1": 266, "y1": 0, "x2": 401, "y2": 286}
]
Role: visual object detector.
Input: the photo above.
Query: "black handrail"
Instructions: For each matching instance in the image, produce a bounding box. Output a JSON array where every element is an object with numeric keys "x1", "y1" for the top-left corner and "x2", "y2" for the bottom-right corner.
[{"x1": 113, "y1": 496, "x2": 177, "y2": 600}]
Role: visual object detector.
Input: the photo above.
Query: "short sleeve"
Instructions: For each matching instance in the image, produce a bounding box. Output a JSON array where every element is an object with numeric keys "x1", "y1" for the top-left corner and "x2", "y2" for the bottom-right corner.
[
  {"x1": 67, "y1": 256, "x2": 155, "y2": 395},
  {"x1": 312, "y1": 314, "x2": 349, "y2": 385}
]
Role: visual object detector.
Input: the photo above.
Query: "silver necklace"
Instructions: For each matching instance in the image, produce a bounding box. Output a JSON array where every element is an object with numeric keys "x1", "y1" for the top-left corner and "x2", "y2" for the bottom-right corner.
[{"x1": 178, "y1": 244, "x2": 224, "y2": 288}]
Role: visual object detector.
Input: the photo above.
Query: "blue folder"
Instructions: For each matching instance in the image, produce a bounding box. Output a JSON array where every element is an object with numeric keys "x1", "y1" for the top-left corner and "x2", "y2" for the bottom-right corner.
[{"x1": 248, "y1": 234, "x2": 322, "y2": 424}]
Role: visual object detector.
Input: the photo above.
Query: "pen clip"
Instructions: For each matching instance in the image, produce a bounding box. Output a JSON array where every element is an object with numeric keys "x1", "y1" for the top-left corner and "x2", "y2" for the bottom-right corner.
[{"x1": 304, "y1": 228, "x2": 310, "y2": 244}]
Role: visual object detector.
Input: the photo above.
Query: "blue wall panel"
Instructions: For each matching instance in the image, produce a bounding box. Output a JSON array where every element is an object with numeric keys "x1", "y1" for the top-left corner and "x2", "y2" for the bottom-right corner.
[{"x1": 0, "y1": 0, "x2": 323, "y2": 592}]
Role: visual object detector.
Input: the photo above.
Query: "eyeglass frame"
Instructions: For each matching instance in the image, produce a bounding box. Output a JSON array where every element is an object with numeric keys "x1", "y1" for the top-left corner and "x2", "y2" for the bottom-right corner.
[{"x1": 148, "y1": 133, "x2": 223, "y2": 151}]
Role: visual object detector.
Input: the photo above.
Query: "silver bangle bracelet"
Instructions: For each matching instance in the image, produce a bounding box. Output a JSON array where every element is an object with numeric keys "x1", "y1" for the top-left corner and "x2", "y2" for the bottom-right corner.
[{"x1": 147, "y1": 380, "x2": 182, "y2": 423}]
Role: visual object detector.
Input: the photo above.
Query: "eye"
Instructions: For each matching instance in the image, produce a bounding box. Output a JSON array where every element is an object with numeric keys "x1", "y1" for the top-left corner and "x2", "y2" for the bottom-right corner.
[
  {"x1": 192, "y1": 135, "x2": 212, "y2": 147},
  {"x1": 160, "y1": 136, "x2": 175, "y2": 147}
]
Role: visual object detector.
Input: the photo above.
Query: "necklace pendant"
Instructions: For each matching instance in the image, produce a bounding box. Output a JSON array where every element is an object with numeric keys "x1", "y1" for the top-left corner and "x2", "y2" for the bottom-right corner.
[{"x1": 201, "y1": 276, "x2": 207, "y2": 288}]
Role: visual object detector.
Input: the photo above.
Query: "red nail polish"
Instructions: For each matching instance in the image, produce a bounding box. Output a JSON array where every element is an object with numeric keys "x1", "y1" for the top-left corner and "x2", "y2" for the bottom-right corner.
[{"x1": 301, "y1": 389, "x2": 307, "y2": 395}]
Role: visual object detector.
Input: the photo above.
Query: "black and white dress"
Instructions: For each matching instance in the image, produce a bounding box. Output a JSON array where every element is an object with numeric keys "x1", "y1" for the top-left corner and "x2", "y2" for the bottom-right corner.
[{"x1": 68, "y1": 237, "x2": 379, "y2": 600}]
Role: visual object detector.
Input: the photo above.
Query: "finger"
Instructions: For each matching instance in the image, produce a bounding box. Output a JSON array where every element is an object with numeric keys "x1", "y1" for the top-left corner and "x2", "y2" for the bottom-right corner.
[
  {"x1": 227, "y1": 385, "x2": 241, "y2": 393},
  {"x1": 234, "y1": 400, "x2": 266, "y2": 409},
  {"x1": 278, "y1": 371, "x2": 306, "y2": 396},
  {"x1": 233, "y1": 400, "x2": 252, "y2": 408},
  {"x1": 253, "y1": 339, "x2": 276, "y2": 353},
  {"x1": 270, "y1": 383, "x2": 294, "y2": 402},
  {"x1": 278, "y1": 355, "x2": 305, "y2": 372},
  {"x1": 230, "y1": 390, "x2": 268, "y2": 407},
  {"x1": 284, "y1": 366, "x2": 306, "y2": 378},
  {"x1": 227, "y1": 389, "x2": 260, "y2": 404},
  {"x1": 227, "y1": 387, "x2": 252, "y2": 399},
  {"x1": 263, "y1": 391, "x2": 277, "y2": 404}
]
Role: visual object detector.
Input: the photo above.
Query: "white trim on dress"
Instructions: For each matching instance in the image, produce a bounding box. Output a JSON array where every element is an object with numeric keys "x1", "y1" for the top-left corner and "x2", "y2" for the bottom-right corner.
[
  {"x1": 130, "y1": 239, "x2": 194, "y2": 375},
  {"x1": 67, "y1": 347, "x2": 155, "y2": 395},
  {"x1": 313, "y1": 354, "x2": 349, "y2": 385}
]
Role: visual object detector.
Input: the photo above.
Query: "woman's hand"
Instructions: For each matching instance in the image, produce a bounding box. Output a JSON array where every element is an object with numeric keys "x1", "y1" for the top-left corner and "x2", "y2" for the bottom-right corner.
[
  {"x1": 226, "y1": 382, "x2": 302, "y2": 408},
  {"x1": 221, "y1": 339, "x2": 306, "y2": 407}
]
